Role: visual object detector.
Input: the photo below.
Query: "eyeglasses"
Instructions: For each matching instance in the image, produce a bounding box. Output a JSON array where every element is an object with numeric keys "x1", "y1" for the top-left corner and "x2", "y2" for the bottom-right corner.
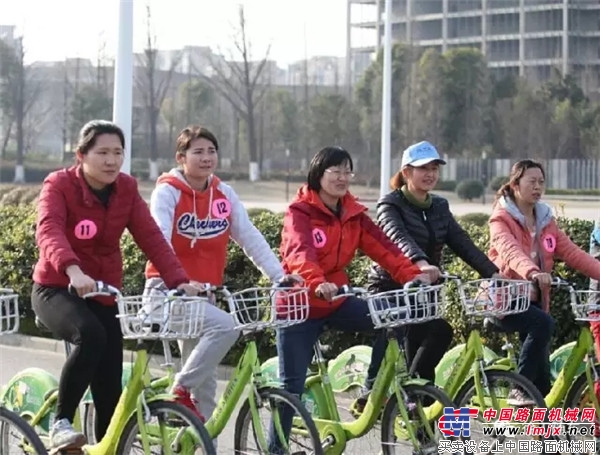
[{"x1": 325, "y1": 169, "x2": 355, "y2": 180}]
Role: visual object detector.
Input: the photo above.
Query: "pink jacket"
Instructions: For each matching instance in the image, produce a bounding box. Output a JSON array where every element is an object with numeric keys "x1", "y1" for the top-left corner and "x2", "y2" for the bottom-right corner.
[{"x1": 488, "y1": 196, "x2": 600, "y2": 311}]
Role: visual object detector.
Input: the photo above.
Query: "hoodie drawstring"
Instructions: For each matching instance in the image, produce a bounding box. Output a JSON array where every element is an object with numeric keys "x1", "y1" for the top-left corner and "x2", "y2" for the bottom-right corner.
[{"x1": 191, "y1": 184, "x2": 213, "y2": 248}]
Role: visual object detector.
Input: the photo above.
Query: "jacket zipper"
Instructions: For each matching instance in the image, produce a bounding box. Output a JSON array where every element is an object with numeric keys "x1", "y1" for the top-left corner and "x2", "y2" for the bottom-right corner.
[
  {"x1": 335, "y1": 216, "x2": 342, "y2": 270},
  {"x1": 422, "y1": 210, "x2": 436, "y2": 260}
]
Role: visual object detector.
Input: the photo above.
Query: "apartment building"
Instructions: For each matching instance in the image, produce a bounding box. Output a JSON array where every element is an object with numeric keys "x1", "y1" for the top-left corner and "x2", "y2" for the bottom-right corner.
[{"x1": 347, "y1": 0, "x2": 600, "y2": 98}]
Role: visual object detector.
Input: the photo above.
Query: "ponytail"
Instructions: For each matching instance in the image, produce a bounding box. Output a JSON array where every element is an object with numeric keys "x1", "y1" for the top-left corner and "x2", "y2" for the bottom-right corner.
[
  {"x1": 390, "y1": 171, "x2": 405, "y2": 190},
  {"x1": 495, "y1": 183, "x2": 514, "y2": 202}
]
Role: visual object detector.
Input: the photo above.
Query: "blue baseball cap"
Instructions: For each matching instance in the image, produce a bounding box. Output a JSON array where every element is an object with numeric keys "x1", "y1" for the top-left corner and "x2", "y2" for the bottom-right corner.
[{"x1": 401, "y1": 141, "x2": 446, "y2": 168}]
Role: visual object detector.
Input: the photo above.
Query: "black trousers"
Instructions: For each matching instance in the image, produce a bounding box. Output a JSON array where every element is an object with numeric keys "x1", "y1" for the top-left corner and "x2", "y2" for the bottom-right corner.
[{"x1": 32, "y1": 284, "x2": 122, "y2": 440}]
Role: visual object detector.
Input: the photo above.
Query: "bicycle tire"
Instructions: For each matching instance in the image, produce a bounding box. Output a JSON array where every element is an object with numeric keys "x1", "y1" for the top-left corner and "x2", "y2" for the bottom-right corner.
[
  {"x1": 564, "y1": 365, "x2": 600, "y2": 409},
  {"x1": 380, "y1": 383, "x2": 456, "y2": 455},
  {"x1": 454, "y1": 369, "x2": 546, "y2": 408},
  {"x1": 116, "y1": 400, "x2": 215, "y2": 454},
  {"x1": 563, "y1": 367, "x2": 600, "y2": 444},
  {"x1": 234, "y1": 386, "x2": 324, "y2": 455},
  {"x1": 0, "y1": 406, "x2": 48, "y2": 454},
  {"x1": 82, "y1": 402, "x2": 96, "y2": 444}
]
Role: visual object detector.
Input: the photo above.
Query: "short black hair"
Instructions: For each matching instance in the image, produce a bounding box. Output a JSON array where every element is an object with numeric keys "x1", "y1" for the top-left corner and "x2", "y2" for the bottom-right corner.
[
  {"x1": 176, "y1": 125, "x2": 219, "y2": 155},
  {"x1": 307, "y1": 146, "x2": 354, "y2": 191},
  {"x1": 77, "y1": 120, "x2": 125, "y2": 154}
]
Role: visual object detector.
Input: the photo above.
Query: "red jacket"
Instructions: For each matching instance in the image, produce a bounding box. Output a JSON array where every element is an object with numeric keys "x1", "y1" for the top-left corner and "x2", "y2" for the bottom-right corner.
[
  {"x1": 33, "y1": 166, "x2": 189, "y2": 305},
  {"x1": 280, "y1": 185, "x2": 422, "y2": 318}
]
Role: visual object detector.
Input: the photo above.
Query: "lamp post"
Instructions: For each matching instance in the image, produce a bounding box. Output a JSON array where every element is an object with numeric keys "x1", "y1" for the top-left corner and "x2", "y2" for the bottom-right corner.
[
  {"x1": 113, "y1": 0, "x2": 134, "y2": 175},
  {"x1": 379, "y1": 0, "x2": 393, "y2": 197}
]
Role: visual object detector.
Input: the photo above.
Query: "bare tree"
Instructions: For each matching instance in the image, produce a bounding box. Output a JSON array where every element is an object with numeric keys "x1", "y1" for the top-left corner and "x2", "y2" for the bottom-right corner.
[
  {"x1": 200, "y1": 5, "x2": 270, "y2": 181},
  {"x1": 135, "y1": 5, "x2": 181, "y2": 180},
  {"x1": 0, "y1": 36, "x2": 43, "y2": 182}
]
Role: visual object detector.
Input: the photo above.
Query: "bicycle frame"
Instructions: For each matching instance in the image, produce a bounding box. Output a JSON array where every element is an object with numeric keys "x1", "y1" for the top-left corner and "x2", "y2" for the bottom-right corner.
[
  {"x1": 82, "y1": 343, "x2": 190, "y2": 454},
  {"x1": 82, "y1": 343, "x2": 203, "y2": 455},
  {"x1": 204, "y1": 338, "x2": 259, "y2": 438},
  {"x1": 304, "y1": 332, "x2": 443, "y2": 451},
  {"x1": 493, "y1": 323, "x2": 600, "y2": 409},
  {"x1": 547, "y1": 326, "x2": 600, "y2": 409},
  {"x1": 151, "y1": 335, "x2": 285, "y2": 452},
  {"x1": 24, "y1": 390, "x2": 85, "y2": 441},
  {"x1": 482, "y1": 279, "x2": 600, "y2": 410},
  {"x1": 443, "y1": 328, "x2": 512, "y2": 409}
]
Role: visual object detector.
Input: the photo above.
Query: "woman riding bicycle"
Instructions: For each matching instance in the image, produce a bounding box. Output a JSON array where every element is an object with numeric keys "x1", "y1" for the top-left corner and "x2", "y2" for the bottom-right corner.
[
  {"x1": 270, "y1": 145, "x2": 438, "y2": 448},
  {"x1": 32, "y1": 120, "x2": 199, "y2": 451},
  {"x1": 488, "y1": 159, "x2": 600, "y2": 405},
  {"x1": 358, "y1": 141, "x2": 500, "y2": 410},
  {"x1": 144, "y1": 125, "x2": 300, "y2": 433}
]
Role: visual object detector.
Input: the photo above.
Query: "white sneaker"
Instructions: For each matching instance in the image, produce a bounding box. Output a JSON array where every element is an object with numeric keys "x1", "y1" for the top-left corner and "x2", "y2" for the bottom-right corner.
[
  {"x1": 506, "y1": 388, "x2": 535, "y2": 406},
  {"x1": 49, "y1": 418, "x2": 86, "y2": 449}
]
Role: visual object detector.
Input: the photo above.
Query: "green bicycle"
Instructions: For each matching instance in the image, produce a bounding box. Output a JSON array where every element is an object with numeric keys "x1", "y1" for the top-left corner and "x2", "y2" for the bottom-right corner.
[
  {"x1": 342, "y1": 276, "x2": 546, "y2": 452},
  {"x1": 85, "y1": 284, "x2": 324, "y2": 454},
  {"x1": 478, "y1": 278, "x2": 600, "y2": 452},
  {"x1": 296, "y1": 282, "x2": 458, "y2": 455},
  {"x1": 0, "y1": 287, "x2": 48, "y2": 454},
  {"x1": 2, "y1": 282, "x2": 214, "y2": 454},
  {"x1": 437, "y1": 276, "x2": 547, "y2": 446}
]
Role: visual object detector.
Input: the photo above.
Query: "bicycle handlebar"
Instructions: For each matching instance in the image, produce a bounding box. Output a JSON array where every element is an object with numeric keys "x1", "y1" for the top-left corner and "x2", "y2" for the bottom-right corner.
[
  {"x1": 68, "y1": 281, "x2": 121, "y2": 299},
  {"x1": 549, "y1": 276, "x2": 575, "y2": 289},
  {"x1": 335, "y1": 285, "x2": 368, "y2": 298}
]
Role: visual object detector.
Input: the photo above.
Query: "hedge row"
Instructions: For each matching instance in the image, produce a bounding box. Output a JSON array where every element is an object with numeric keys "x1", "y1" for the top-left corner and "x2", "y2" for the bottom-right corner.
[{"x1": 0, "y1": 202, "x2": 595, "y2": 364}]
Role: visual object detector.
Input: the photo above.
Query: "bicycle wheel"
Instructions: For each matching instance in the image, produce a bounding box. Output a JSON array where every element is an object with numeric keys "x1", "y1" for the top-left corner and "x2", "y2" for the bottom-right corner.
[
  {"x1": 82, "y1": 402, "x2": 96, "y2": 444},
  {"x1": 0, "y1": 406, "x2": 48, "y2": 454},
  {"x1": 116, "y1": 400, "x2": 215, "y2": 454},
  {"x1": 380, "y1": 383, "x2": 456, "y2": 455},
  {"x1": 563, "y1": 368, "x2": 599, "y2": 453},
  {"x1": 454, "y1": 370, "x2": 546, "y2": 451},
  {"x1": 234, "y1": 387, "x2": 323, "y2": 455}
]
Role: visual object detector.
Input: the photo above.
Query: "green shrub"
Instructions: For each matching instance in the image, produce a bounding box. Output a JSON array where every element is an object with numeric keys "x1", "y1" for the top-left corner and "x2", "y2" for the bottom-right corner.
[
  {"x1": 456, "y1": 179, "x2": 485, "y2": 201},
  {"x1": 489, "y1": 176, "x2": 509, "y2": 192},
  {"x1": 435, "y1": 180, "x2": 457, "y2": 192},
  {"x1": 0, "y1": 204, "x2": 38, "y2": 335},
  {"x1": 457, "y1": 213, "x2": 490, "y2": 227},
  {"x1": 246, "y1": 207, "x2": 275, "y2": 218},
  {"x1": 0, "y1": 203, "x2": 596, "y2": 362}
]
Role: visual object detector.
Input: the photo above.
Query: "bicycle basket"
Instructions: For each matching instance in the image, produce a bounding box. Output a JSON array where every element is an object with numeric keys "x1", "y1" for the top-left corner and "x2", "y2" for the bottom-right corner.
[
  {"x1": 366, "y1": 284, "x2": 446, "y2": 329},
  {"x1": 0, "y1": 288, "x2": 19, "y2": 335},
  {"x1": 228, "y1": 287, "x2": 309, "y2": 331},
  {"x1": 116, "y1": 294, "x2": 209, "y2": 340},
  {"x1": 570, "y1": 290, "x2": 600, "y2": 322},
  {"x1": 459, "y1": 279, "x2": 531, "y2": 317}
]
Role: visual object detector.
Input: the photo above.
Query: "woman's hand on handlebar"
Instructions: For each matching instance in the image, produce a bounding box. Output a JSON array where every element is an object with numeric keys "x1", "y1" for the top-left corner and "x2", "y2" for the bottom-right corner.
[
  {"x1": 417, "y1": 263, "x2": 440, "y2": 284},
  {"x1": 177, "y1": 282, "x2": 206, "y2": 296},
  {"x1": 278, "y1": 274, "x2": 304, "y2": 287},
  {"x1": 315, "y1": 282, "x2": 338, "y2": 301},
  {"x1": 412, "y1": 273, "x2": 433, "y2": 285},
  {"x1": 530, "y1": 272, "x2": 552, "y2": 287},
  {"x1": 66, "y1": 265, "x2": 96, "y2": 298}
]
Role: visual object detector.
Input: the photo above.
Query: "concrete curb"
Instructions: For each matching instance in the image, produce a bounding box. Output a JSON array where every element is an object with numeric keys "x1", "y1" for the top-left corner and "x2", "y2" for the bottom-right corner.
[{"x1": 0, "y1": 333, "x2": 235, "y2": 380}]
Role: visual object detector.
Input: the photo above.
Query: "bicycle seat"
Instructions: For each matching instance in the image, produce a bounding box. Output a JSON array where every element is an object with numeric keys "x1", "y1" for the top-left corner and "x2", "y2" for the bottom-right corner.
[{"x1": 35, "y1": 316, "x2": 52, "y2": 333}]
